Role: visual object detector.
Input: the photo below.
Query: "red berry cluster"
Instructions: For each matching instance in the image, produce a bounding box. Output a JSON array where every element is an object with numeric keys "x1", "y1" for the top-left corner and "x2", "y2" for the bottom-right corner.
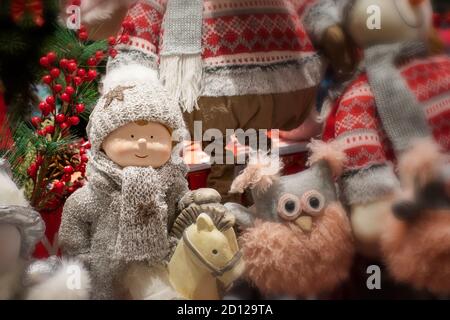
[
  {"x1": 27, "y1": 7, "x2": 106, "y2": 203},
  {"x1": 107, "y1": 18, "x2": 136, "y2": 58},
  {"x1": 27, "y1": 154, "x2": 44, "y2": 180},
  {"x1": 50, "y1": 139, "x2": 91, "y2": 196},
  {"x1": 27, "y1": 139, "x2": 91, "y2": 210},
  {"x1": 36, "y1": 50, "x2": 99, "y2": 134}
]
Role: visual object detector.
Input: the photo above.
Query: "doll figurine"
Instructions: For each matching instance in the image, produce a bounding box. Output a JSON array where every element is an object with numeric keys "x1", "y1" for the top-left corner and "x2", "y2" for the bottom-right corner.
[
  {"x1": 314, "y1": 0, "x2": 450, "y2": 258},
  {"x1": 68, "y1": 0, "x2": 324, "y2": 202},
  {"x1": 225, "y1": 141, "x2": 354, "y2": 298},
  {"x1": 59, "y1": 81, "x2": 221, "y2": 299},
  {"x1": 0, "y1": 160, "x2": 90, "y2": 300}
]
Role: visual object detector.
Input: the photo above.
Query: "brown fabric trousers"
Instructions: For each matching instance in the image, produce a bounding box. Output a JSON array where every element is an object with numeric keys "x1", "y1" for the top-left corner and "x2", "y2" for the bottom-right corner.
[{"x1": 184, "y1": 87, "x2": 317, "y2": 202}]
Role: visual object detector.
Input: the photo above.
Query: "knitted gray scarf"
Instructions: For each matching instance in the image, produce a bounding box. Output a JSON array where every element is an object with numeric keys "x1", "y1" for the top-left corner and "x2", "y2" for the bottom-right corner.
[
  {"x1": 87, "y1": 152, "x2": 186, "y2": 263},
  {"x1": 160, "y1": 0, "x2": 203, "y2": 113},
  {"x1": 364, "y1": 41, "x2": 431, "y2": 153}
]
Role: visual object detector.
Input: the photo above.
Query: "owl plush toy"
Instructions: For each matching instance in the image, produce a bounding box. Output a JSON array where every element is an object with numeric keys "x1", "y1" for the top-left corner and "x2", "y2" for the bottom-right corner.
[{"x1": 225, "y1": 141, "x2": 354, "y2": 298}]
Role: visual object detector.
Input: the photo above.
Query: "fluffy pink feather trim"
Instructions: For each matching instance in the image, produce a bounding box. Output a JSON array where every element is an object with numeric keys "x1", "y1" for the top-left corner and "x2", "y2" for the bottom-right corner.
[
  {"x1": 398, "y1": 138, "x2": 446, "y2": 187},
  {"x1": 240, "y1": 203, "x2": 354, "y2": 297},
  {"x1": 307, "y1": 140, "x2": 346, "y2": 177},
  {"x1": 230, "y1": 152, "x2": 283, "y2": 195},
  {"x1": 382, "y1": 209, "x2": 450, "y2": 296}
]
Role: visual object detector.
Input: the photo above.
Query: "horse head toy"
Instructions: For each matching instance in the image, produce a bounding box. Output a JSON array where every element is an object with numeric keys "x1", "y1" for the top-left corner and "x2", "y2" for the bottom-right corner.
[
  {"x1": 168, "y1": 204, "x2": 245, "y2": 300},
  {"x1": 123, "y1": 202, "x2": 245, "y2": 300}
]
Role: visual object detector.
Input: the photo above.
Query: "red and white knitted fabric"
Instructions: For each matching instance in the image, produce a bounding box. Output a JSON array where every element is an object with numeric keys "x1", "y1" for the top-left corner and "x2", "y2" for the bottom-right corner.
[
  {"x1": 322, "y1": 55, "x2": 450, "y2": 204},
  {"x1": 110, "y1": 0, "x2": 323, "y2": 97}
]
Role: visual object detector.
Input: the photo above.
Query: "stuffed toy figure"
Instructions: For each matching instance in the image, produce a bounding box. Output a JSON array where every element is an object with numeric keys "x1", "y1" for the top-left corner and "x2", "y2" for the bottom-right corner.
[
  {"x1": 59, "y1": 79, "x2": 223, "y2": 299},
  {"x1": 308, "y1": 0, "x2": 450, "y2": 259},
  {"x1": 381, "y1": 140, "x2": 450, "y2": 296},
  {"x1": 124, "y1": 202, "x2": 244, "y2": 300},
  {"x1": 0, "y1": 160, "x2": 90, "y2": 300},
  {"x1": 69, "y1": 0, "x2": 324, "y2": 202},
  {"x1": 225, "y1": 141, "x2": 354, "y2": 298}
]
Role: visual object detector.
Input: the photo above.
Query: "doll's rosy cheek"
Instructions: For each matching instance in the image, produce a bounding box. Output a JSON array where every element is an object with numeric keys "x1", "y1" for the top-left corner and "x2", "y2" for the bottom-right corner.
[{"x1": 102, "y1": 138, "x2": 138, "y2": 166}]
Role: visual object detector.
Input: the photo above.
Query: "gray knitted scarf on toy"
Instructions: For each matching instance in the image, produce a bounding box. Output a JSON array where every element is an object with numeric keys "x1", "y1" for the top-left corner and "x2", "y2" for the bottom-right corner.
[
  {"x1": 160, "y1": 0, "x2": 203, "y2": 113},
  {"x1": 364, "y1": 41, "x2": 431, "y2": 153},
  {"x1": 87, "y1": 152, "x2": 186, "y2": 263}
]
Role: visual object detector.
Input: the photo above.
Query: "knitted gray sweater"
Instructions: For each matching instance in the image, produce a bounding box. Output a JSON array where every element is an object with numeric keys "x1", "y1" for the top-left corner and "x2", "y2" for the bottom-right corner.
[{"x1": 59, "y1": 152, "x2": 189, "y2": 300}]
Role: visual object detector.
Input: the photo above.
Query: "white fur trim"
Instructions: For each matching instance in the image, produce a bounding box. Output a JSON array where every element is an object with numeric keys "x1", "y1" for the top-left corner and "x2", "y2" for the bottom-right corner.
[
  {"x1": 102, "y1": 63, "x2": 160, "y2": 93},
  {"x1": 201, "y1": 55, "x2": 324, "y2": 97},
  {"x1": 160, "y1": 54, "x2": 203, "y2": 113},
  {"x1": 25, "y1": 260, "x2": 91, "y2": 300},
  {"x1": 123, "y1": 263, "x2": 180, "y2": 300},
  {"x1": 0, "y1": 169, "x2": 28, "y2": 207}
]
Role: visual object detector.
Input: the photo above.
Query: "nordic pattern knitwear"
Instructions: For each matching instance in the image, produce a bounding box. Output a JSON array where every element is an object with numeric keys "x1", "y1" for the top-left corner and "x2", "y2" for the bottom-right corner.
[
  {"x1": 59, "y1": 153, "x2": 189, "y2": 299},
  {"x1": 109, "y1": 0, "x2": 324, "y2": 97},
  {"x1": 323, "y1": 54, "x2": 450, "y2": 205}
]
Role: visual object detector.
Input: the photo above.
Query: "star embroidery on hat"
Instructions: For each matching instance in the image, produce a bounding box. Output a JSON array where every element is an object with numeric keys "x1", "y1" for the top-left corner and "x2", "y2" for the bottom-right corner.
[{"x1": 103, "y1": 85, "x2": 135, "y2": 108}]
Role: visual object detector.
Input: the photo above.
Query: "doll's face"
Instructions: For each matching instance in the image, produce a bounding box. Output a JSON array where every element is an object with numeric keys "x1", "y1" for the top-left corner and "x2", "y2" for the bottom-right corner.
[
  {"x1": 0, "y1": 224, "x2": 21, "y2": 272},
  {"x1": 102, "y1": 121, "x2": 172, "y2": 168}
]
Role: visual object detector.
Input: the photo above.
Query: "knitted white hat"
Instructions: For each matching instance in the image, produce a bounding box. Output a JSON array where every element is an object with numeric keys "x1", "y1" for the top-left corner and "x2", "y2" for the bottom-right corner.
[{"x1": 87, "y1": 82, "x2": 185, "y2": 152}]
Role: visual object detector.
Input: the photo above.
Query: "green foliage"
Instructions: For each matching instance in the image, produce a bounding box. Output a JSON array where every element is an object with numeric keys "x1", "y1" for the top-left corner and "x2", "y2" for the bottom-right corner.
[
  {"x1": 1, "y1": 17, "x2": 106, "y2": 209},
  {"x1": 1, "y1": 119, "x2": 77, "y2": 191},
  {"x1": 0, "y1": 0, "x2": 59, "y2": 116},
  {"x1": 44, "y1": 27, "x2": 108, "y2": 67}
]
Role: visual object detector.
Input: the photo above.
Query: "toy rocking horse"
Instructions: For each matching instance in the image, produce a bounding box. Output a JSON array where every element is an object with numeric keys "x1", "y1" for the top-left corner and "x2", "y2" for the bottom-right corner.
[{"x1": 123, "y1": 203, "x2": 245, "y2": 300}]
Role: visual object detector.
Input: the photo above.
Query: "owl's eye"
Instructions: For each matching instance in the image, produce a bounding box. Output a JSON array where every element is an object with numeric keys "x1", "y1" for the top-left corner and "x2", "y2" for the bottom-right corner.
[
  {"x1": 301, "y1": 190, "x2": 325, "y2": 215},
  {"x1": 277, "y1": 193, "x2": 301, "y2": 221}
]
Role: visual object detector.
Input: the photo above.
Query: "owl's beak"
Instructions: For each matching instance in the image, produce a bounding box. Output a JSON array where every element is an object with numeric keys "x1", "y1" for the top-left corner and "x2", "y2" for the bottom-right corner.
[{"x1": 295, "y1": 215, "x2": 312, "y2": 233}]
